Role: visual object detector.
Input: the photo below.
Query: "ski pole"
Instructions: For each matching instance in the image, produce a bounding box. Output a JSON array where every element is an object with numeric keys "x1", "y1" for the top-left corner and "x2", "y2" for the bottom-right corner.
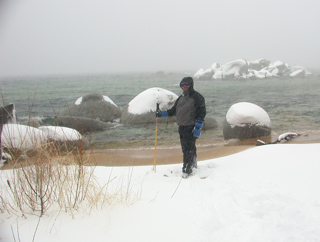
[{"x1": 153, "y1": 103, "x2": 160, "y2": 172}]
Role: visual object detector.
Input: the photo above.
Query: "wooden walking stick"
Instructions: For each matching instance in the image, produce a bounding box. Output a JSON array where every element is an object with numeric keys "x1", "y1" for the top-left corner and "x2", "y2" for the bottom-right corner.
[{"x1": 153, "y1": 103, "x2": 160, "y2": 172}]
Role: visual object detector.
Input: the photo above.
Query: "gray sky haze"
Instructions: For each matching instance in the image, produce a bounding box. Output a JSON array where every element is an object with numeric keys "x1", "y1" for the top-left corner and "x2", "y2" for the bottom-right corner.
[{"x1": 1, "y1": 0, "x2": 319, "y2": 76}]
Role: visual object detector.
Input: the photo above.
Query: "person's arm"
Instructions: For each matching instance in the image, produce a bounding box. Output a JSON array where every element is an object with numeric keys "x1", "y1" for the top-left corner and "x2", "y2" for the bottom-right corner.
[{"x1": 155, "y1": 96, "x2": 180, "y2": 118}]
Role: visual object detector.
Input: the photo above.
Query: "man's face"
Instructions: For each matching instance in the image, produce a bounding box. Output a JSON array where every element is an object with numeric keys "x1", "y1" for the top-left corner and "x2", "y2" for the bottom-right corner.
[{"x1": 181, "y1": 82, "x2": 190, "y2": 91}]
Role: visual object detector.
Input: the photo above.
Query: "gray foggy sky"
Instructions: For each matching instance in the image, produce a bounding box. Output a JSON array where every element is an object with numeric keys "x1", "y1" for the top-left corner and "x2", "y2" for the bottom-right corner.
[{"x1": 0, "y1": 0, "x2": 320, "y2": 76}]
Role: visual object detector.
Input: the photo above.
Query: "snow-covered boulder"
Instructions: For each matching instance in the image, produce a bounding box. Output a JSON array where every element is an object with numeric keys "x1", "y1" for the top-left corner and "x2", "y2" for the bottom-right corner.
[
  {"x1": 1, "y1": 124, "x2": 47, "y2": 151},
  {"x1": 248, "y1": 69, "x2": 277, "y2": 79},
  {"x1": 223, "y1": 102, "x2": 271, "y2": 140},
  {"x1": 194, "y1": 63, "x2": 221, "y2": 80},
  {"x1": 39, "y1": 126, "x2": 87, "y2": 151},
  {"x1": 263, "y1": 61, "x2": 290, "y2": 76},
  {"x1": 288, "y1": 66, "x2": 311, "y2": 78},
  {"x1": 193, "y1": 58, "x2": 312, "y2": 80},
  {"x1": 213, "y1": 59, "x2": 248, "y2": 79},
  {"x1": 59, "y1": 93, "x2": 121, "y2": 123},
  {"x1": 248, "y1": 58, "x2": 270, "y2": 71},
  {"x1": 121, "y1": 87, "x2": 178, "y2": 124},
  {"x1": 39, "y1": 126, "x2": 82, "y2": 141},
  {"x1": 289, "y1": 69, "x2": 305, "y2": 78},
  {"x1": 194, "y1": 68, "x2": 213, "y2": 79}
]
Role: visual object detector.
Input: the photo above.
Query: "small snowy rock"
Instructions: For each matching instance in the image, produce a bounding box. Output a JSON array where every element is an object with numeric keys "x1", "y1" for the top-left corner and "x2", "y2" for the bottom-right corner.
[
  {"x1": 1, "y1": 124, "x2": 47, "y2": 150},
  {"x1": 39, "y1": 126, "x2": 82, "y2": 141},
  {"x1": 277, "y1": 132, "x2": 298, "y2": 142}
]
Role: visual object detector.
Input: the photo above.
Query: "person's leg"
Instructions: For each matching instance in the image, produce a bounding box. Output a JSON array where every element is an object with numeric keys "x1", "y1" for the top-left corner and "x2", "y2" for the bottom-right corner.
[
  {"x1": 179, "y1": 126, "x2": 188, "y2": 172},
  {"x1": 179, "y1": 126, "x2": 196, "y2": 174}
]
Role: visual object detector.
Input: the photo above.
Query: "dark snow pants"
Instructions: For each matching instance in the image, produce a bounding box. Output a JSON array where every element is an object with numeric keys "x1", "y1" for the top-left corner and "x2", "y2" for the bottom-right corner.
[{"x1": 179, "y1": 125, "x2": 197, "y2": 169}]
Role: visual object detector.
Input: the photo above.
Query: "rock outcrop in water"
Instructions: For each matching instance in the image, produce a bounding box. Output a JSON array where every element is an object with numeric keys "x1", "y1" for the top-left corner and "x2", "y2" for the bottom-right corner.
[
  {"x1": 194, "y1": 58, "x2": 312, "y2": 80},
  {"x1": 56, "y1": 116, "x2": 116, "y2": 134},
  {"x1": 59, "y1": 93, "x2": 121, "y2": 122},
  {"x1": 223, "y1": 102, "x2": 271, "y2": 140}
]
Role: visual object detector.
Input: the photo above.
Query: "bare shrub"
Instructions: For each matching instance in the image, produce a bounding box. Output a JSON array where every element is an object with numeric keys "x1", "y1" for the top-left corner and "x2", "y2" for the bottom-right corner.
[{"x1": 1, "y1": 142, "x2": 143, "y2": 218}]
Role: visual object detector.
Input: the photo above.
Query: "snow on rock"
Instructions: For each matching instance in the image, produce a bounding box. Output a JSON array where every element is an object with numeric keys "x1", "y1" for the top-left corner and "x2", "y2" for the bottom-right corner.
[
  {"x1": 121, "y1": 87, "x2": 178, "y2": 124},
  {"x1": 226, "y1": 102, "x2": 271, "y2": 127},
  {"x1": 1, "y1": 124, "x2": 47, "y2": 150},
  {"x1": 277, "y1": 132, "x2": 298, "y2": 142},
  {"x1": 75, "y1": 95, "x2": 118, "y2": 107},
  {"x1": 223, "y1": 102, "x2": 271, "y2": 140},
  {"x1": 289, "y1": 69, "x2": 305, "y2": 78},
  {"x1": 59, "y1": 93, "x2": 121, "y2": 123},
  {"x1": 39, "y1": 126, "x2": 82, "y2": 142},
  {"x1": 127, "y1": 87, "x2": 178, "y2": 115},
  {"x1": 194, "y1": 58, "x2": 312, "y2": 80},
  {"x1": 248, "y1": 58, "x2": 270, "y2": 70},
  {"x1": 219, "y1": 59, "x2": 248, "y2": 79}
]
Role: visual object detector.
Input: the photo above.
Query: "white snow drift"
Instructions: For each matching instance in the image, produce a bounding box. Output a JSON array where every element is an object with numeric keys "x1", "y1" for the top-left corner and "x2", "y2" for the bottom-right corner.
[{"x1": 1, "y1": 143, "x2": 320, "y2": 241}]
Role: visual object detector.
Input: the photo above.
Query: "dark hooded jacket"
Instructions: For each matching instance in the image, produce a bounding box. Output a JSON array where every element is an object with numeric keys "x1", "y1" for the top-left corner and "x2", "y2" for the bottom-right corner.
[{"x1": 167, "y1": 77, "x2": 206, "y2": 126}]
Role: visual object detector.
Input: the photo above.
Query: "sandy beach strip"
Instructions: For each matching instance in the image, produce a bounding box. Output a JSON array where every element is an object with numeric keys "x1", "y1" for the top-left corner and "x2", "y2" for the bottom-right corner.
[
  {"x1": 85, "y1": 133, "x2": 320, "y2": 167},
  {"x1": 2, "y1": 133, "x2": 319, "y2": 170}
]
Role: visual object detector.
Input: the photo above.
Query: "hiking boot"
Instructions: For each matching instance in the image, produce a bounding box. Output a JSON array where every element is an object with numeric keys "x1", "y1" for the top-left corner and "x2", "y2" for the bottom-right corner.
[
  {"x1": 192, "y1": 155, "x2": 197, "y2": 168},
  {"x1": 186, "y1": 166, "x2": 192, "y2": 175},
  {"x1": 182, "y1": 165, "x2": 186, "y2": 173}
]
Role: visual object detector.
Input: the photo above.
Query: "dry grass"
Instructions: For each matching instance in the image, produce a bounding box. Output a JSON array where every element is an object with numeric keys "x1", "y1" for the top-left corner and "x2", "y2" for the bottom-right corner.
[{"x1": 0, "y1": 142, "x2": 143, "y2": 218}]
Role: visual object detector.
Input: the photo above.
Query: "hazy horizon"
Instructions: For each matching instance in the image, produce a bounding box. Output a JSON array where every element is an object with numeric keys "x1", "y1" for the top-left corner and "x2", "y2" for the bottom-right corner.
[{"x1": 1, "y1": 0, "x2": 320, "y2": 77}]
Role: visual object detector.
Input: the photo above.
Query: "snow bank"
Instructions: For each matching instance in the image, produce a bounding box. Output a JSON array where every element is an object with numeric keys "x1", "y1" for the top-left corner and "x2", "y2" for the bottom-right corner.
[
  {"x1": 226, "y1": 102, "x2": 271, "y2": 127},
  {"x1": 1, "y1": 143, "x2": 320, "y2": 241},
  {"x1": 128, "y1": 87, "x2": 178, "y2": 115}
]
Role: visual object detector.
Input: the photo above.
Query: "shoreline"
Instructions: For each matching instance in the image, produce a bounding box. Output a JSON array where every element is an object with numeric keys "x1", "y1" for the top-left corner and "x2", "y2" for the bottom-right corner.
[
  {"x1": 84, "y1": 133, "x2": 320, "y2": 167},
  {"x1": 2, "y1": 133, "x2": 320, "y2": 170}
]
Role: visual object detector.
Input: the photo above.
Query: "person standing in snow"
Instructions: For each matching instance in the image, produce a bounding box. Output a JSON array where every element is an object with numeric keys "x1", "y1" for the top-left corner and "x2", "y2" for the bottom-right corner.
[{"x1": 156, "y1": 77, "x2": 206, "y2": 175}]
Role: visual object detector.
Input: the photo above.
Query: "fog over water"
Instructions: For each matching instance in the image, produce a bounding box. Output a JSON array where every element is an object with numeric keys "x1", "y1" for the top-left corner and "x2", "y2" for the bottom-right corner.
[{"x1": 1, "y1": 0, "x2": 320, "y2": 76}]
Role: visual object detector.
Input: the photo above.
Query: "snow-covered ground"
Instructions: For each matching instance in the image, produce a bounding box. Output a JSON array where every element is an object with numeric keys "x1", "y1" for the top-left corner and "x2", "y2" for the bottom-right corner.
[{"x1": 1, "y1": 143, "x2": 320, "y2": 242}]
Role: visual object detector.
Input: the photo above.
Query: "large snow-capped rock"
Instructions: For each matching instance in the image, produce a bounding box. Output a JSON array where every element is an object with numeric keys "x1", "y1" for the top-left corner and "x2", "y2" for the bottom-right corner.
[
  {"x1": 263, "y1": 60, "x2": 290, "y2": 76},
  {"x1": 223, "y1": 102, "x2": 271, "y2": 140},
  {"x1": 1, "y1": 124, "x2": 47, "y2": 150},
  {"x1": 214, "y1": 59, "x2": 249, "y2": 79},
  {"x1": 289, "y1": 69, "x2": 305, "y2": 78},
  {"x1": 59, "y1": 93, "x2": 121, "y2": 123},
  {"x1": 248, "y1": 58, "x2": 270, "y2": 70},
  {"x1": 121, "y1": 87, "x2": 178, "y2": 124},
  {"x1": 194, "y1": 63, "x2": 221, "y2": 80}
]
